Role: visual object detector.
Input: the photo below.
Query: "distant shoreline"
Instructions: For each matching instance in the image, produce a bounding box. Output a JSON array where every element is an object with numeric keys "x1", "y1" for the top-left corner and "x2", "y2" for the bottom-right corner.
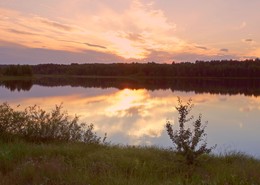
[
  {"x1": 1, "y1": 75, "x2": 260, "y2": 96},
  {"x1": 1, "y1": 74, "x2": 260, "y2": 80},
  {"x1": 1, "y1": 59, "x2": 260, "y2": 79}
]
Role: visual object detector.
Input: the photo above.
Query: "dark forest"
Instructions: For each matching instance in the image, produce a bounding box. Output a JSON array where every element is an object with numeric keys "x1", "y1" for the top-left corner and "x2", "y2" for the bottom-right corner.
[{"x1": 1, "y1": 59, "x2": 260, "y2": 78}]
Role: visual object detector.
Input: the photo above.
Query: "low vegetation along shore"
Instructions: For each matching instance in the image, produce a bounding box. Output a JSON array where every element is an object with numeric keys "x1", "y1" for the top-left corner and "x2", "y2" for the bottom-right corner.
[{"x1": 0, "y1": 102, "x2": 260, "y2": 185}]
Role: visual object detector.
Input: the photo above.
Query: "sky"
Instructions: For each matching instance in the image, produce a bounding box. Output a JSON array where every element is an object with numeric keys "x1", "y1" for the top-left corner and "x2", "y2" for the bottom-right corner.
[{"x1": 0, "y1": 0, "x2": 260, "y2": 64}]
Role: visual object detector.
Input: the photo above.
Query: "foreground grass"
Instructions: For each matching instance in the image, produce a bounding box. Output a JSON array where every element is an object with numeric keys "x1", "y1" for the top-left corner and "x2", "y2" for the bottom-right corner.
[
  {"x1": 0, "y1": 141, "x2": 259, "y2": 185},
  {"x1": 1, "y1": 102, "x2": 259, "y2": 184}
]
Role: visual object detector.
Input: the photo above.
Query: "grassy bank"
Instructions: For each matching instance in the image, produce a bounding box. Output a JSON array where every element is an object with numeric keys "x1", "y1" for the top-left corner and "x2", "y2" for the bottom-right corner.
[
  {"x1": 1, "y1": 102, "x2": 259, "y2": 184},
  {"x1": 0, "y1": 141, "x2": 259, "y2": 185}
]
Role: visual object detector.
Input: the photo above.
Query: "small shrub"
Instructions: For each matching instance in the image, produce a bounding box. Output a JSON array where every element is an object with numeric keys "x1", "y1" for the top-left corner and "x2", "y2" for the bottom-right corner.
[
  {"x1": 0, "y1": 103, "x2": 105, "y2": 144},
  {"x1": 166, "y1": 98, "x2": 216, "y2": 165}
]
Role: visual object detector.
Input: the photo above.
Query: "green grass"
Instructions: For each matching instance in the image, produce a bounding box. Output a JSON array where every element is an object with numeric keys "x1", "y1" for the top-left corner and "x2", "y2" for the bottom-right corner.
[
  {"x1": 0, "y1": 102, "x2": 259, "y2": 184},
  {"x1": 0, "y1": 141, "x2": 259, "y2": 185}
]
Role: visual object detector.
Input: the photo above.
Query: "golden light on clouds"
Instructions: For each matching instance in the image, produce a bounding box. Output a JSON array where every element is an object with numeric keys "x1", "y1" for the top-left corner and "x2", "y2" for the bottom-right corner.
[
  {"x1": 0, "y1": 2, "x2": 206, "y2": 60},
  {"x1": 0, "y1": 0, "x2": 259, "y2": 63}
]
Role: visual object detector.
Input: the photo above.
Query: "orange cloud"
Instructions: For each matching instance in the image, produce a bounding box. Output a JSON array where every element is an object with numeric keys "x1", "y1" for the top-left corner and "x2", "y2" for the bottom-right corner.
[
  {"x1": 247, "y1": 48, "x2": 260, "y2": 58},
  {"x1": 0, "y1": 1, "x2": 193, "y2": 60},
  {"x1": 0, "y1": 1, "x2": 248, "y2": 62}
]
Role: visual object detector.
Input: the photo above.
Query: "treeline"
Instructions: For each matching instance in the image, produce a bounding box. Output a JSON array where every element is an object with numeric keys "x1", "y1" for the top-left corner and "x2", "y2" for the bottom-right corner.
[
  {"x1": 0, "y1": 65, "x2": 33, "y2": 76},
  {"x1": 31, "y1": 59, "x2": 260, "y2": 78},
  {"x1": 1, "y1": 59, "x2": 260, "y2": 78}
]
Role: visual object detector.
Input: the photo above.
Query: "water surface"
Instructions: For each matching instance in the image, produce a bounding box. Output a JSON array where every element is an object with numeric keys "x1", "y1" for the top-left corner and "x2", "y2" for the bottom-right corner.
[{"x1": 0, "y1": 78, "x2": 259, "y2": 158}]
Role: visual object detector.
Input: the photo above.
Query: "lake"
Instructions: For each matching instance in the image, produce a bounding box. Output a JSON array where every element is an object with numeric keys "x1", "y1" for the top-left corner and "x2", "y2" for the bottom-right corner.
[{"x1": 0, "y1": 77, "x2": 260, "y2": 158}]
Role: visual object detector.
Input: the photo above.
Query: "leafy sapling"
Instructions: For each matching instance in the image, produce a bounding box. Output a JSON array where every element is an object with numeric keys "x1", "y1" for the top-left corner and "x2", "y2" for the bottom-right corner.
[{"x1": 166, "y1": 98, "x2": 216, "y2": 165}]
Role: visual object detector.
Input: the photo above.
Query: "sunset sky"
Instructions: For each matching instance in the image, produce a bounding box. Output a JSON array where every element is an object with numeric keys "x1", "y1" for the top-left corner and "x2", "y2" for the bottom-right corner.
[{"x1": 0, "y1": 0, "x2": 260, "y2": 64}]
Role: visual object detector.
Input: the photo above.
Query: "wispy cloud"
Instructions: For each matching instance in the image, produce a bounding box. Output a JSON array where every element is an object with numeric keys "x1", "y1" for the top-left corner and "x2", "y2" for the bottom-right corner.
[
  {"x1": 0, "y1": 40, "x2": 123, "y2": 64},
  {"x1": 121, "y1": 32, "x2": 144, "y2": 42},
  {"x1": 60, "y1": 40, "x2": 107, "y2": 49},
  {"x1": 84, "y1": 43, "x2": 107, "y2": 49},
  {"x1": 244, "y1": 39, "x2": 253, "y2": 42},
  {"x1": 1, "y1": 1, "x2": 254, "y2": 63},
  {"x1": 220, "y1": 48, "x2": 229, "y2": 52},
  {"x1": 195, "y1": 45, "x2": 208, "y2": 50},
  {"x1": 6, "y1": 28, "x2": 39, "y2": 36},
  {"x1": 36, "y1": 17, "x2": 76, "y2": 32}
]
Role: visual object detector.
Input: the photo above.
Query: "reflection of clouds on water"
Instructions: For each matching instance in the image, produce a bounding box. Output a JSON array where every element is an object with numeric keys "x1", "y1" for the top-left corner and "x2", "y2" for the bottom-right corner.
[
  {"x1": 239, "y1": 96, "x2": 260, "y2": 113},
  {"x1": 123, "y1": 106, "x2": 145, "y2": 117},
  {"x1": 239, "y1": 106, "x2": 254, "y2": 113},
  {"x1": 105, "y1": 89, "x2": 150, "y2": 117},
  {"x1": 2, "y1": 87, "x2": 178, "y2": 144},
  {"x1": 193, "y1": 96, "x2": 210, "y2": 103},
  {"x1": 97, "y1": 89, "x2": 177, "y2": 139},
  {"x1": 1, "y1": 86, "x2": 260, "y2": 156},
  {"x1": 218, "y1": 96, "x2": 227, "y2": 102}
]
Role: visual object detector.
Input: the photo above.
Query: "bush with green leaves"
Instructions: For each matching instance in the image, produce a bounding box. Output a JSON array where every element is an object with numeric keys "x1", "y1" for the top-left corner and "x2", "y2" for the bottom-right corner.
[
  {"x1": 0, "y1": 102, "x2": 106, "y2": 144},
  {"x1": 166, "y1": 98, "x2": 216, "y2": 165}
]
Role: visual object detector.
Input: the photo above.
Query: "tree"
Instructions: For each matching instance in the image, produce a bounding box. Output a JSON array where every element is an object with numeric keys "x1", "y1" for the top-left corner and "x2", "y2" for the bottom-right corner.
[
  {"x1": 166, "y1": 98, "x2": 216, "y2": 165},
  {"x1": 3, "y1": 65, "x2": 33, "y2": 76}
]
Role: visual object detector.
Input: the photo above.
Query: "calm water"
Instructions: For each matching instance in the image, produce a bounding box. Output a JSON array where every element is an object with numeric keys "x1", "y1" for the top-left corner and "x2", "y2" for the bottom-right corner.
[{"x1": 0, "y1": 78, "x2": 260, "y2": 158}]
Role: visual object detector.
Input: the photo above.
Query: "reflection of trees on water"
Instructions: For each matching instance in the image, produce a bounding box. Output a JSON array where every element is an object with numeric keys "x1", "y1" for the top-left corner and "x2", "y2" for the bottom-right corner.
[
  {"x1": 1, "y1": 77, "x2": 260, "y2": 97},
  {"x1": 35, "y1": 77, "x2": 260, "y2": 97},
  {"x1": 0, "y1": 80, "x2": 33, "y2": 91}
]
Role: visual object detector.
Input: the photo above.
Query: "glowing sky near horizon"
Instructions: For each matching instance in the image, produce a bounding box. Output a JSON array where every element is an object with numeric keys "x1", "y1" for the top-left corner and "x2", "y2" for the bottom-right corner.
[{"x1": 0, "y1": 0, "x2": 260, "y2": 64}]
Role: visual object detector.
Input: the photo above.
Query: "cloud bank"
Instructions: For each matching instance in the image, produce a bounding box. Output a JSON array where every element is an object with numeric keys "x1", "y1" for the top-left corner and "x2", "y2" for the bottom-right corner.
[{"x1": 0, "y1": 0, "x2": 259, "y2": 64}]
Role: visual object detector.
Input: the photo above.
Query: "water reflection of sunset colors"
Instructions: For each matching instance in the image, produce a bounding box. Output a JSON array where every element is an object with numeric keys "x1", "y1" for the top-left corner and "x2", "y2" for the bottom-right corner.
[
  {"x1": 0, "y1": 86, "x2": 260, "y2": 157},
  {"x1": 106, "y1": 89, "x2": 148, "y2": 116}
]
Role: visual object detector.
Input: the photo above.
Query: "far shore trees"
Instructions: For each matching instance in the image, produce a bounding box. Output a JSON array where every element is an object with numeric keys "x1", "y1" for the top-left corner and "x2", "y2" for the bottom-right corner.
[
  {"x1": 3, "y1": 65, "x2": 33, "y2": 76},
  {"x1": 30, "y1": 59, "x2": 260, "y2": 78}
]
